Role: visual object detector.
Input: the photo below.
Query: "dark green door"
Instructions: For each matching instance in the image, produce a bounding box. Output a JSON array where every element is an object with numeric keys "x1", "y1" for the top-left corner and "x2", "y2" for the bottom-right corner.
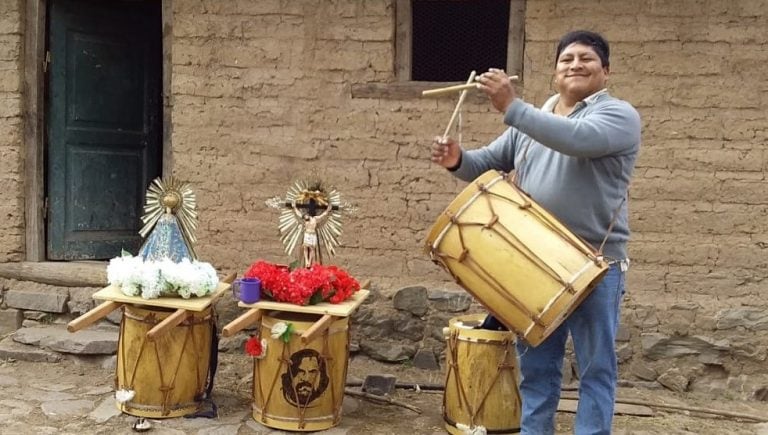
[{"x1": 47, "y1": 0, "x2": 162, "y2": 260}]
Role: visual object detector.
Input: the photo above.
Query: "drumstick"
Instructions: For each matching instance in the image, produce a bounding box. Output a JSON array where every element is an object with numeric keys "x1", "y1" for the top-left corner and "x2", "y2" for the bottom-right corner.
[
  {"x1": 442, "y1": 70, "x2": 476, "y2": 140},
  {"x1": 146, "y1": 308, "x2": 189, "y2": 341},
  {"x1": 222, "y1": 308, "x2": 262, "y2": 337},
  {"x1": 67, "y1": 301, "x2": 122, "y2": 333},
  {"x1": 422, "y1": 75, "x2": 519, "y2": 97}
]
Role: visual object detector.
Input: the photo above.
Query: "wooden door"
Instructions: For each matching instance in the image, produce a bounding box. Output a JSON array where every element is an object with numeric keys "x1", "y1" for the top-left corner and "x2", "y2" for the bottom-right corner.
[{"x1": 47, "y1": 0, "x2": 162, "y2": 260}]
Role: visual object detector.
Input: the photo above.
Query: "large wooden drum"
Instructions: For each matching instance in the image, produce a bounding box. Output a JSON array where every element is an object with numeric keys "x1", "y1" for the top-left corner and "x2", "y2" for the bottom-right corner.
[
  {"x1": 444, "y1": 313, "x2": 521, "y2": 434},
  {"x1": 253, "y1": 311, "x2": 349, "y2": 431},
  {"x1": 426, "y1": 170, "x2": 608, "y2": 346},
  {"x1": 116, "y1": 305, "x2": 213, "y2": 418}
]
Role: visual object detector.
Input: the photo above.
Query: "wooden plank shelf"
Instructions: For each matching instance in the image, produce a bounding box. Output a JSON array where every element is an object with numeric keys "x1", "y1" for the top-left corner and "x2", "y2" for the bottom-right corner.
[
  {"x1": 92, "y1": 282, "x2": 230, "y2": 312},
  {"x1": 238, "y1": 289, "x2": 370, "y2": 318}
]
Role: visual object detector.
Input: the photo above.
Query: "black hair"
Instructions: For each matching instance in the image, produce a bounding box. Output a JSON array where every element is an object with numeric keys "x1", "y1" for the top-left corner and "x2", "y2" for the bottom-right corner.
[{"x1": 555, "y1": 30, "x2": 610, "y2": 67}]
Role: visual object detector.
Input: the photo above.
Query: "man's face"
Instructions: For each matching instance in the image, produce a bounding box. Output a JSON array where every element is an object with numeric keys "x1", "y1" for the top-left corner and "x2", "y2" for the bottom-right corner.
[
  {"x1": 293, "y1": 357, "x2": 320, "y2": 401},
  {"x1": 554, "y1": 42, "x2": 609, "y2": 101}
]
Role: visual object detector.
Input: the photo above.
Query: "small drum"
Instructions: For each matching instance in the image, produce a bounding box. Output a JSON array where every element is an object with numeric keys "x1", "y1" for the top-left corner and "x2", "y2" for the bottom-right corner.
[
  {"x1": 426, "y1": 170, "x2": 608, "y2": 346},
  {"x1": 116, "y1": 305, "x2": 213, "y2": 418},
  {"x1": 253, "y1": 311, "x2": 349, "y2": 431},
  {"x1": 444, "y1": 313, "x2": 521, "y2": 434}
]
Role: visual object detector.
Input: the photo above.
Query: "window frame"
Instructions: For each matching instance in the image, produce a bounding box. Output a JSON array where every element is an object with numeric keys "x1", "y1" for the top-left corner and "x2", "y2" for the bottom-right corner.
[
  {"x1": 396, "y1": 0, "x2": 525, "y2": 83},
  {"x1": 351, "y1": 0, "x2": 525, "y2": 99}
]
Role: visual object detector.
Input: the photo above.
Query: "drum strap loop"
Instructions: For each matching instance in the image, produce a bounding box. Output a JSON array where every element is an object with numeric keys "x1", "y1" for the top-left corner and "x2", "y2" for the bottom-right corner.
[{"x1": 597, "y1": 196, "x2": 626, "y2": 256}]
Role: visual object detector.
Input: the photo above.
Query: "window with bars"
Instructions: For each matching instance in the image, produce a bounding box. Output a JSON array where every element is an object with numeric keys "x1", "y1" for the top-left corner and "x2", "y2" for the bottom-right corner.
[
  {"x1": 396, "y1": 0, "x2": 524, "y2": 83},
  {"x1": 412, "y1": 0, "x2": 510, "y2": 82}
]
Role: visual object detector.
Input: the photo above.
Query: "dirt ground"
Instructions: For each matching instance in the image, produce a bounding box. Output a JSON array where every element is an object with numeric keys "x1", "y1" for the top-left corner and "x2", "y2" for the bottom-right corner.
[{"x1": 0, "y1": 353, "x2": 766, "y2": 434}]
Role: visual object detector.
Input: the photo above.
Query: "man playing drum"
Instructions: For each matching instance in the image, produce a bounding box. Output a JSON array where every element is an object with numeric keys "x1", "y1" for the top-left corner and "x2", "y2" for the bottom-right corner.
[{"x1": 431, "y1": 30, "x2": 641, "y2": 435}]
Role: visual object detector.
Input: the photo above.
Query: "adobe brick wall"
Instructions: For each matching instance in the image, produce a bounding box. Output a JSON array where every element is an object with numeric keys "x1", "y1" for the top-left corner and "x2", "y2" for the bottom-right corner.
[
  {"x1": 171, "y1": 1, "x2": 767, "y2": 293},
  {"x1": 0, "y1": 0, "x2": 764, "y2": 385},
  {"x1": 0, "y1": 0, "x2": 23, "y2": 262},
  {"x1": 170, "y1": 0, "x2": 768, "y2": 383},
  {"x1": 170, "y1": 0, "x2": 503, "y2": 280}
]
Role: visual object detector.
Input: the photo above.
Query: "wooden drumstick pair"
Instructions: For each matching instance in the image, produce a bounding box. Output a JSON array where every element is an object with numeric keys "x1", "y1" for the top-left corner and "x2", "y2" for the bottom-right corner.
[
  {"x1": 422, "y1": 74, "x2": 519, "y2": 98},
  {"x1": 424, "y1": 71, "x2": 520, "y2": 140},
  {"x1": 440, "y1": 70, "x2": 476, "y2": 139}
]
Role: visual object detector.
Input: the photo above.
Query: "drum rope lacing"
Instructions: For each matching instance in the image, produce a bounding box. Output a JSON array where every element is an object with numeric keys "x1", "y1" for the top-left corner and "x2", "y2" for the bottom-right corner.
[
  {"x1": 323, "y1": 327, "x2": 339, "y2": 425},
  {"x1": 260, "y1": 323, "x2": 284, "y2": 425},
  {"x1": 257, "y1": 318, "x2": 344, "y2": 429},
  {"x1": 117, "y1": 306, "x2": 210, "y2": 416},
  {"x1": 446, "y1": 330, "x2": 519, "y2": 433},
  {"x1": 435, "y1": 177, "x2": 578, "y2": 321},
  {"x1": 429, "y1": 173, "x2": 607, "y2": 341}
]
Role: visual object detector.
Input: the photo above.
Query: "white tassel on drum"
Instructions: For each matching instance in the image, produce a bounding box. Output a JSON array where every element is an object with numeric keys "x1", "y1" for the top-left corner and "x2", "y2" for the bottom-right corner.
[
  {"x1": 456, "y1": 423, "x2": 487, "y2": 435},
  {"x1": 115, "y1": 388, "x2": 136, "y2": 404}
]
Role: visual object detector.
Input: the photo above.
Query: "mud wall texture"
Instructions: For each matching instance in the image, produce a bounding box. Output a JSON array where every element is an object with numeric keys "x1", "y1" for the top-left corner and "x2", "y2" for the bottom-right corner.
[
  {"x1": 169, "y1": 0, "x2": 768, "y2": 390},
  {"x1": 1, "y1": 0, "x2": 765, "y2": 393}
]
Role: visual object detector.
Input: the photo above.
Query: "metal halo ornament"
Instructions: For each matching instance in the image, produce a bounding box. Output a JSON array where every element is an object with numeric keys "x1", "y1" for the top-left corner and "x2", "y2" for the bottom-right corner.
[
  {"x1": 266, "y1": 177, "x2": 355, "y2": 266},
  {"x1": 139, "y1": 176, "x2": 199, "y2": 260}
]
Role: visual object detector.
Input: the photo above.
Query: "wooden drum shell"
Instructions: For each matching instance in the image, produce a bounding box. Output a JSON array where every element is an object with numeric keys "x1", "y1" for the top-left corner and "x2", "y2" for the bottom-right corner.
[
  {"x1": 426, "y1": 170, "x2": 608, "y2": 346},
  {"x1": 116, "y1": 305, "x2": 213, "y2": 418},
  {"x1": 253, "y1": 311, "x2": 349, "y2": 431},
  {"x1": 444, "y1": 313, "x2": 521, "y2": 434}
]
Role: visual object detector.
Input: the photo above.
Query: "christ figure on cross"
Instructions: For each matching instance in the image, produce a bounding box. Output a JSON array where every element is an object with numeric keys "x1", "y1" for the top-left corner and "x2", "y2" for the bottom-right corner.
[{"x1": 292, "y1": 200, "x2": 333, "y2": 267}]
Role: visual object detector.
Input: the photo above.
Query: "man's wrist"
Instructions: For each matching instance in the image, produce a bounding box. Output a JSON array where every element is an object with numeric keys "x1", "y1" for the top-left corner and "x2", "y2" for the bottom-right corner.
[{"x1": 447, "y1": 152, "x2": 462, "y2": 172}]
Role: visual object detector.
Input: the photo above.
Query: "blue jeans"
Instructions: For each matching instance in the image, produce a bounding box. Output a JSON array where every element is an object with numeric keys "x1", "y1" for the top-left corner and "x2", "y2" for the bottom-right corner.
[{"x1": 516, "y1": 264, "x2": 625, "y2": 435}]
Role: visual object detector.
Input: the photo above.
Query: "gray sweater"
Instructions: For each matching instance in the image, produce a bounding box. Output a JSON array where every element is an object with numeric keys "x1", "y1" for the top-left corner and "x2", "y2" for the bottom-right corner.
[{"x1": 451, "y1": 90, "x2": 641, "y2": 260}]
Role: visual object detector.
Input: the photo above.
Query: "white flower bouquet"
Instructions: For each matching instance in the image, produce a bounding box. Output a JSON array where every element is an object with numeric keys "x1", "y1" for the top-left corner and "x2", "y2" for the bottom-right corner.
[{"x1": 107, "y1": 253, "x2": 219, "y2": 299}]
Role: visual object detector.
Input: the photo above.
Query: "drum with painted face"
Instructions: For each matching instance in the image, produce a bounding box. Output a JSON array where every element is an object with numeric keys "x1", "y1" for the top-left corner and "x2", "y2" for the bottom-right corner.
[{"x1": 253, "y1": 311, "x2": 349, "y2": 431}]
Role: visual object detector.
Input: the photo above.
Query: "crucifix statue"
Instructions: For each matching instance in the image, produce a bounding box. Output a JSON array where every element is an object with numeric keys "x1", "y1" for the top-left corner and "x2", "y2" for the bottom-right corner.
[
  {"x1": 266, "y1": 177, "x2": 354, "y2": 267},
  {"x1": 292, "y1": 199, "x2": 332, "y2": 267}
]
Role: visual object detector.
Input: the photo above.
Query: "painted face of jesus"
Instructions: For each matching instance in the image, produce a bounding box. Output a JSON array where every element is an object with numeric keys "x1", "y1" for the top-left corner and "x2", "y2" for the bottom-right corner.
[{"x1": 293, "y1": 356, "x2": 321, "y2": 402}]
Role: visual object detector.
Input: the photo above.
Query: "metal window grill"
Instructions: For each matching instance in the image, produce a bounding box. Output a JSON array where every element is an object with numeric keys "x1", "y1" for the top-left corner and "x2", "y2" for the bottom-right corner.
[{"x1": 412, "y1": 0, "x2": 511, "y2": 82}]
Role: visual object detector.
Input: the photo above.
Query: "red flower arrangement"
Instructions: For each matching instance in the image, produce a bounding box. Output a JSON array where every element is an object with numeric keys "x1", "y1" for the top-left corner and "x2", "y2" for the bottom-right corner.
[{"x1": 243, "y1": 261, "x2": 360, "y2": 306}]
